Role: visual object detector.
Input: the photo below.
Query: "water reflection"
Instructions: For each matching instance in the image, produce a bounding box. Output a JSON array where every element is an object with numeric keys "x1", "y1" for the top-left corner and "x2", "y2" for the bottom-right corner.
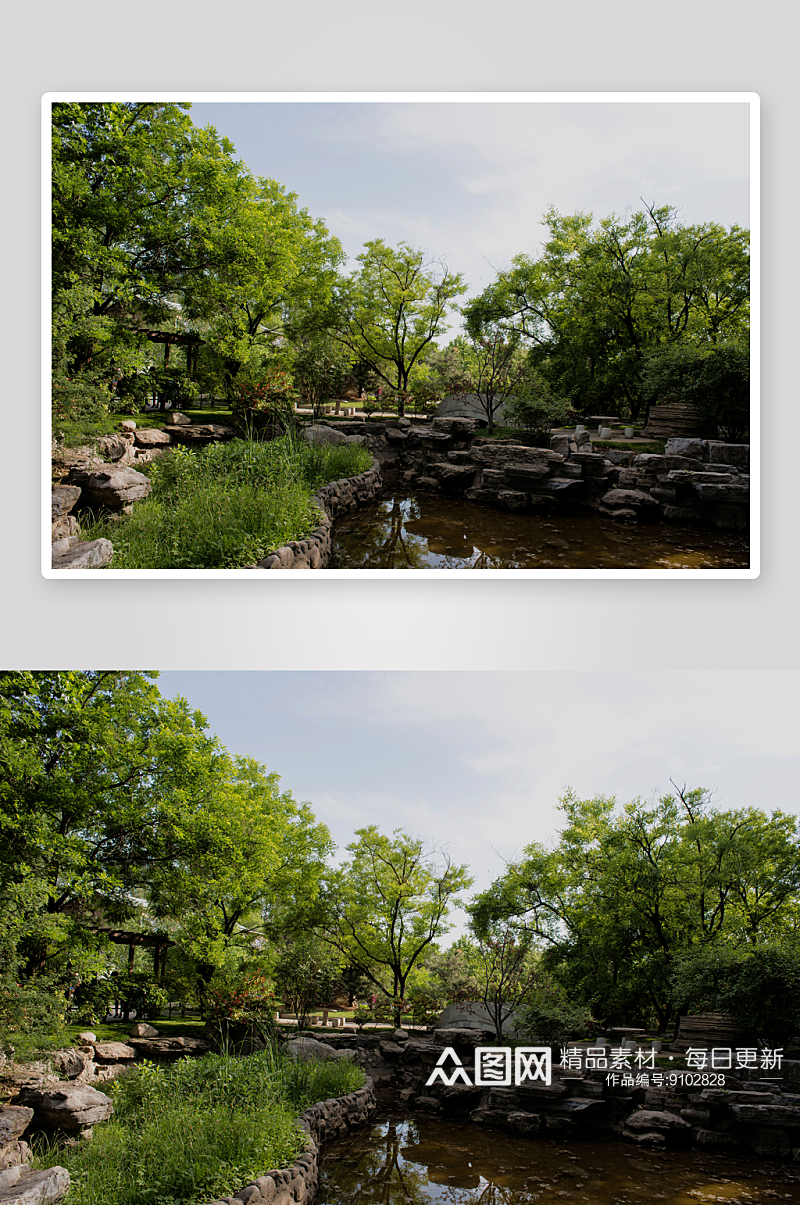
[
  {"x1": 317, "y1": 1114, "x2": 800, "y2": 1205},
  {"x1": 329, "y1": 491, "x2": 749, "y2": 570}
]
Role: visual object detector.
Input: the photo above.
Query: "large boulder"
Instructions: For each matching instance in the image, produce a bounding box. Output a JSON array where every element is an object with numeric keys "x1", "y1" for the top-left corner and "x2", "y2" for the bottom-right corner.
[
  {"x1": 92, "y1": 1043, "x2": 135, "y2": 1063},
  {"x1": 284, "y1": 1037, "x2": 352, "y2": 1062},
  {"x1": 435, "y1": 1002, "x2": 519, "y2": 1036},
  {"x1": 129, "y1": 1023, "x2": 159, "y2": 1038},
  {"x1": 68, "y1": 466, "x2": 151, "y2": 512},
  {"x1": 133, "y1": 428, "x2": 173, "y2": 448},
  {"x1": 95, "y1": 434, "x2": 136, "y2": 464},
  {"x1": 0, "y1": 1165, "x2": 70, "y2": 1203},
  {"x1": 166, "y1": 423, "x2": 238, "y2": 445},
  {"x1": 51, "y1": 537, "x2": 113, "y2": 570},
  {"x1": 15, "y1": 1084, "x2": 112, "y2": 1133},
  {"x1": 303, "y1": 425, "x2": 364, "y2": 448}
]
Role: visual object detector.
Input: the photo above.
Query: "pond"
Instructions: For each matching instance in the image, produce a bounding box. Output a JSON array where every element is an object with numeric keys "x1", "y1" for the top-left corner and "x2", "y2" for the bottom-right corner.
[
  {"x1": 329, "y1": 490, "x2": 750, "y2": 570},
  {"x1": 317, "y1": 1112, "x2": 800, "y2": 1205}
]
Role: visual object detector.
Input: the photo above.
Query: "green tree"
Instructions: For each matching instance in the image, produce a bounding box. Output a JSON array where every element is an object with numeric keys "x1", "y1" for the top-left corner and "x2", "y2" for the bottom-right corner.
[
  {"x1": 672, "y1": 945, "x2": 800, "y2": 1049},
  {"x1": 335, "y1": 241, "x2": 467, "y2": 416},
  {"x1": 51, "y1": 102, "x2": 344, "y2": 414},
  {"x1": 469, "y1": 786, "x2": 800, "y2": 1034},
  {"x1": 464, "y1": 204, "x2": 749, "y2": 422},
  {"x1": 146, "y1": 756, "x2": 332, "y2": 993},
  {"x1": 641, "y1": 341, "x2": 750, "y2": 442},
  {"x1": 0, "y1": 670, "x2": 225, "y2": 978},
  {"x1": 318, "y1": 827, "x2": 472, "y2": 1026},
  {"x1": 273, "y1": 935, "x2": 343, "y2": 1029}
]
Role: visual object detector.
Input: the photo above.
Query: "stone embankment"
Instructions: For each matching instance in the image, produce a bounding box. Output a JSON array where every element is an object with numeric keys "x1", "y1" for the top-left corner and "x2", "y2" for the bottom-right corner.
[
  {"x1": 353, "y1": 417, "x2": 750, "y2": 533},
  {"x1": 303, "y1": 1027, "x2": 800, "y2": 1163}
]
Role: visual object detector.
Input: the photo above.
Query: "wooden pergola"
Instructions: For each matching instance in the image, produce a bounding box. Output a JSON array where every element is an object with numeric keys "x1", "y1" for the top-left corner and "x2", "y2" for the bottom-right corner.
[
  {"x1": 98, "y1": 929, "x2": 174, "y2": 980},
  {"x1": 141, "y1": 328, "x2": 204, "y2": 374}
]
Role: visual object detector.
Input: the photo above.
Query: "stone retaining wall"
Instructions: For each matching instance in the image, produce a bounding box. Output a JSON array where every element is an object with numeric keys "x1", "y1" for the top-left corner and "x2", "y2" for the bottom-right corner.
[
  {"x1": 306, "y1": 1029, "x2": 800, "y2": 1163},
  {"x1": 205, "y1": 1078, "x2": 376, "y2": 1205},
  {"x1": 354, "y1": 418, "x2": 750, "y2": 533},
  {"x1": 252, "y1": 460, "x2": 382, "y2": 569}
]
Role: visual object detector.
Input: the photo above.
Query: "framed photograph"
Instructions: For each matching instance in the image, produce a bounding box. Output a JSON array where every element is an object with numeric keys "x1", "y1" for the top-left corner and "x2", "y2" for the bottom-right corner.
[{"x1": 43, "y1": 92, "x2": 758, "y2": 578}]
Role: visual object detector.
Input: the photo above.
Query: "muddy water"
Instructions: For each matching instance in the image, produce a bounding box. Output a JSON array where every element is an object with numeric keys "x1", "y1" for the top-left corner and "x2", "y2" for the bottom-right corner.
[
  {"x1": 317, "y1": 1113, "x2": 800, "y2": 1205},
  {"x1": 329, "y1": 491, "x2": 749, "y2": 570}
]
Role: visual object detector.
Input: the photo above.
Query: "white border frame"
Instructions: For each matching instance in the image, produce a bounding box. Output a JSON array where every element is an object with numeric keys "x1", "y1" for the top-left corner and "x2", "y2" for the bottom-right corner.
[{"x1": 42, "y1": 91, "x2": 759, "y2": 580}]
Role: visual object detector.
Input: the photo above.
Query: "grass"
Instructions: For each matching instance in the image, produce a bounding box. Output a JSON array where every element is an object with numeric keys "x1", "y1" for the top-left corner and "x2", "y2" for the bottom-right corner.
[
  {"x1": 1, "y1": 1017, "x2": 208, "y2": 1064},
  {"x1": 35, "y1": 1044, "x2": 365, "y2": 1205},
  {"x1": 594, "y1": 439, "x2": 667, "y2": 454},
  {"x1": 77, "y1": 435, "x2": 373, "y2": 569}
]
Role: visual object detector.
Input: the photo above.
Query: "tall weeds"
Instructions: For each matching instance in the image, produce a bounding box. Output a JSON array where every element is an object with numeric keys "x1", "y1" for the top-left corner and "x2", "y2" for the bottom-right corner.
[
  {"x1": 79, "y1": 435, "x2": 372, "y2": 569},
  {"x1": 36, "y1": 1046, "x2": 364, "y2": 1205}
]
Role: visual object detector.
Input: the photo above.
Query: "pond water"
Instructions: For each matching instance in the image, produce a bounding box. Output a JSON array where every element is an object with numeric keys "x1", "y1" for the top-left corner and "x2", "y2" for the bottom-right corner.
[
  {"x1": 329, "y1": 491, "x2": 749, "y2": 570},
  {"x1": 317, "y1": 1113, "x2": 800, "y2": 1205}
]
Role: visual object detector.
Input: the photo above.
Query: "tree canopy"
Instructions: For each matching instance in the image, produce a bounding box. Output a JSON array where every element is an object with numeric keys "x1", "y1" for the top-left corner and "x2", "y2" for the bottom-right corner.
[
  {"x1": 463, "y1": 204, "x2": 749, "y2": 421},
  {"x1": 318, "y1": 826, "x2": 472, "y2": 1024},
  {"x1": 469, "y1": 785, "x2": 800, "y2": 1032}
]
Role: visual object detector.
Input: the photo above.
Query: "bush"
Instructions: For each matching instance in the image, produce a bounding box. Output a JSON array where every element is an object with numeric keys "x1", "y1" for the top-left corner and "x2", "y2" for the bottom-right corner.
[
  {"x1": 503, "y1": 391, "x2": 572, "y2": 438},
  {"x1": 516, "y1": 978, "x2": 592, "y2": 1046},
  {"x1": 641, "y1": 342, "x2": 749, "y2": 442},
  {"x1": 672, "y1": 945, "x2": 800, "y2": 1048},
  {"x1": 230, "y1": 365, "x2": 297, "y2": 436},
  {"x1": 0, "y1": 978, "x2": 67, "y2": 1036}
]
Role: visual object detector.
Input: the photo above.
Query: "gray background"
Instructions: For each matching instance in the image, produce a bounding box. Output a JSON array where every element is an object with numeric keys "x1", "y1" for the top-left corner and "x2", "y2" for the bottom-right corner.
[{"x1": 7, "y1": 1, "x2": 794, "y2": 670}]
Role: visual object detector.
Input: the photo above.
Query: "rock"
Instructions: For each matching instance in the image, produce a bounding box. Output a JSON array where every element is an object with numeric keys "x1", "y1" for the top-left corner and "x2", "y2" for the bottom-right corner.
[
  {"x1": 51, "y1": 445, "x2": 105, "y2": 479},
  {"x1": 0, "y1": 1164, "x2": 70, "y2": 1203},
  {"x1": 429, "y1": 463, "x2": 478, "y2": 491},
  {"x1": 504, "y1": 463, "x2": 552, "y2": 488},
  {"x1": 284, "y1": 1038, "x2": 342, "y2": 1062},
  {"x1": 415, "y1": 476, "x2": 440, "y2": 490},
  {"x1": 51, "y1": 537, "x2": 113, "y2": 570},
  {"x1": 496, "y1": 489, "x2": 529, "y2": 511},
  {"x1": 633, "y1": 453, "x2": 705, "y2": 473},
  {"x1": 49, "y1": 1051, "x2": 86, "y2": 1081},
  {"x1": 51, "y1": 485, "x2": 81, "y2": 520},
  {"x1": 396, "y1": 417, "x2": 411, "y2": 429},
  {"x1": 749, "y1": 1126, "x2": 791, "y2": 1158},
  {"x1": 600, "y1": 488, "x2": 658, "y2": 509},
  {"x1": 506, "y1": 1111, "x2": 542, "y2": 1136},
  {"x1": 68, "y1": 465, "x2": 151, "y2": 511},
  {"x1": 0, "y1": 1142, "x2": 31, "y2": 1174},
  {"x1": 0, "y1": 1110, "x2": 33, "y2": 1145},
  {"x1": 384, "y1": 427, "x2": 409, "y2": 443},
  {"x1": 76, "y1": 1034, "x2": 96, "y2": 1046},
  {"x1": 51, "y1": 516, "x2": 80, "y2": 541},
  {"x1": 705, "y1": 441, "x2": 749, "y2": 468},
  {"x1": 133, "y1": 428, "x2": 173, "y2": 448},
  {"x1": 624, "y1": 1109, "x2": 690, "y2": 1133},
  {"x1": 664, "y1": 437, "x2": 708, "y2": 460},
  {"x1": 303, "y1": 425, "x2": 364, "y2": 448},
  {"x1": 163, "y1": 412, "x2": 192, "y2": 425},
  {"x1": 119, "y1": 420, "x2": 137, "y2": 431},
  {"x1": 379, "y1": 1042, "x2": 404, "y2": 1059},
  {"x1": 15, "y1": 1084, "x2": 112, "y2": 1132},
  {"x1": 436, "y1": 1003, "x2": 519, "y2": 1035},
  {"x1": 392, "y1": 1029, "x2": 409, "y2": 1042},
  {"x1": 167, "y1": 423, "x2": 238, "y2": 445},
  {"x1": 129, "y1": 1023, "x2": 159, "y2": 1038},
  {"x1": 92, "y1": 1042, "x2": 135, "y2": 1063},
  {"x1": 95, "y1": 434, "x2": 136, "y2": 464},
  {"x1": 432, "y1": 417, "x2": 478, "y2": 439}
]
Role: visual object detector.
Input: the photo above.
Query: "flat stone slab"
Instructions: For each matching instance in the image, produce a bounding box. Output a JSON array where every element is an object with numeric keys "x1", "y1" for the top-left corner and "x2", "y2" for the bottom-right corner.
[
  {"x1": 51, "y1": 537, "x2": 113, "y2": 570},
  {"x1": 0, "y1": 1165, "x2": 70, "y2": 1204}
]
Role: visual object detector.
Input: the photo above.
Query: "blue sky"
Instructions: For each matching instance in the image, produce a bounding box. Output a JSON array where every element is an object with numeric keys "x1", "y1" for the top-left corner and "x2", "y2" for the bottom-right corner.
[
  {"x1": 189, "y1": 98, "x2": 750, "y2": 339},
  {"x1": 156, "y1": 671, "x2": 796, "y2": 940}
]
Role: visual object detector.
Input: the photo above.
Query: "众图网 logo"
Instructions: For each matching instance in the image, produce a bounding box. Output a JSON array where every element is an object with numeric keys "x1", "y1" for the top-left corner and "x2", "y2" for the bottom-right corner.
[{"x1": 425, "y1": 1046, "x2": 552, "y2": 1087}]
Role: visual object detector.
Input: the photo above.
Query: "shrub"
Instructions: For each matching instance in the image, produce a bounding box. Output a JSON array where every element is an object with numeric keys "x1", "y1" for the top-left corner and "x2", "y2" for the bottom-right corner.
[
  {"x1": 516, "y1": 978, "x2": 592, "y2": 1046},
  {"x1": 671, "y1": 945, "x2": 800, "y2": 1048},
  {"x1": 0, "y1": 977, "x2": 67, "y2": 1036}
]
